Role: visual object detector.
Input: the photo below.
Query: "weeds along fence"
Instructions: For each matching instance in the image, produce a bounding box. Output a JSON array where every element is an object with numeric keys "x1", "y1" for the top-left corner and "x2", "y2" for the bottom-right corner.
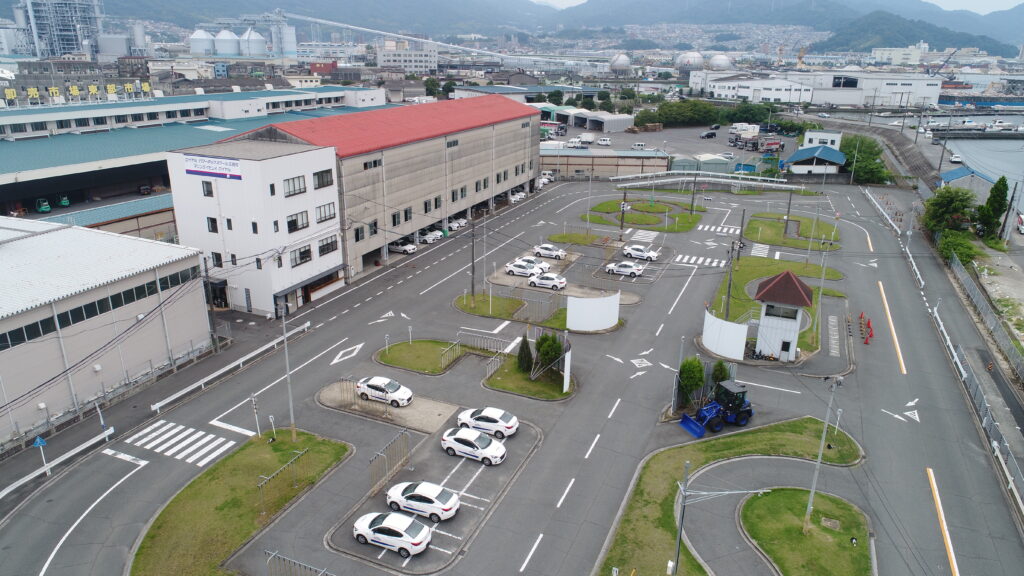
[
  {"x1": 264, "y1": 550, "x2": 337, "y2": 576},
  {"x1": 256, "y1": 449, "x2": 309, "y2": 516},
  {"x1": 368, "y1": 429, "x2": 411, "y2": 496}
]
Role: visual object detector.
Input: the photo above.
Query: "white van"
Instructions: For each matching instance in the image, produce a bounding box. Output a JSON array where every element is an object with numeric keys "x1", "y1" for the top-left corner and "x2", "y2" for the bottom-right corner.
[
  {"x1": 541, "y1": 171, "x2": 554, "y2": 179},
  {"x1": 597, "y1": 137, "x2": 612, "y2": 146},
  {"x1": 631, "y1": 142, "x2": 646, "y2": 150}
]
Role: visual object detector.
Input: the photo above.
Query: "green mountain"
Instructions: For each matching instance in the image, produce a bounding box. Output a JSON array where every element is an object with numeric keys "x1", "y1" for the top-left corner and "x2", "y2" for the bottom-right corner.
[{"x1": 810, "y1": 11, "x2": 1017, "y2": 57}]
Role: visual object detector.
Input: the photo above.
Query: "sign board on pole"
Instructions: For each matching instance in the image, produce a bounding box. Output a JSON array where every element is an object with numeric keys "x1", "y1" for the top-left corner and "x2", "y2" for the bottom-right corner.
[{"x1": 33, "y1": 436, "x2": 46, "y2": 447}]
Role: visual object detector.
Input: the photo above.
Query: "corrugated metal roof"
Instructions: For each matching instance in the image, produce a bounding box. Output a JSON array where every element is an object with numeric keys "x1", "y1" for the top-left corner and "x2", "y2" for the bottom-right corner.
[
  {"x1": 460, "y1": 85, "x2": 581, "y2": 95},
  {"x1": 540, "y1": 149, "x2": 669, "y2": 158},
  {"x1": 785, "y1": 145, "x2": 846, "y2": 165},
  {"x1": 41, "y1": 194, "x2": 174, "y2": 227},
  {"x1": 0, "y1": 105, "x2": 395, "y2": 174},
  {"x1": 940, "y1": 166, "x2": 994, "y2": 184},
  {"x1": 0, "y1": 216, "x2": 200, "y2": 319},
  {"x1": 271, "y1": 95, "x2": 539, "y2": 159}
]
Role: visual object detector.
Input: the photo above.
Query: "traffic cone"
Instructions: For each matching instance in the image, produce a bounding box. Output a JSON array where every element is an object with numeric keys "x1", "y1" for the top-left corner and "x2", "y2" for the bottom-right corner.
[
  {"x1": 859, "y1": 312, "x2": 864, "y2": 320},
  {"x1": 864, "y1": 334, "x2": 870, "y2": 345},
  {"x1": 869, "y1": 326, "x2": 874, "y2": 338},
  {"x1": 866, "y1": 318, "x2": 872, "y2": 331}
]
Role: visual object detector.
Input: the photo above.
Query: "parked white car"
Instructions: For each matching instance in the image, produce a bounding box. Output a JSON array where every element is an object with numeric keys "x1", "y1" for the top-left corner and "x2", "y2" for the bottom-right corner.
[
  {"x1": 528, "y1": 272, "x2": 567, "y2": 290},
  {"x1": 533, "y1": 244, "x2": 566, "y2": 260},
  {"x1": 623, "y1": 244, "x2": 660, "y2": 261},
  {"x1": 418, "y1": 229, "x2": 442, "y2": 243},
  {"x1": 445, "y1": 218, "x2": 462, "y2": 230},
  {"x1": 510, "y1": 191, "x2": 526, "y2": 204},
  {"x1": 386, "y1": 481, "x2": 461, "y2": 523},
  {"x1": 597, "y1": 137, "x2": 612, "y2": 146},
  {"x1": 353, "y1": 512, "x2": 431, "y2": 558},
  {"x1": 452, "y1": 216, "x2": 468, "y2": 228},
  {"x1": 356, "y1": 376, "x2": 413, "y2": 407},
  {"x1": 388, "y1": 240, "x2": 417, "y2": 254},
  {"x1": 719, "y1": 151, "x2": 735, "y2": 160},
  {"x1": 505, "y1": 260, "x2": 542, "y2": 277},
  {"x1": 514, "y1": 256, "x2": 550, "y2": 273},
  {"x1": 949, "y1": 154, "x2": 963, "y2": 163},
  {"x1": 441, "y1": 427, "x2": 507, "y2": 465},
  {"x1": 457, "y1": 407, "x2": 520, "y2": 439},
  {"x1": 605, "y1": 261, "x2": 645, "y2": 277}
]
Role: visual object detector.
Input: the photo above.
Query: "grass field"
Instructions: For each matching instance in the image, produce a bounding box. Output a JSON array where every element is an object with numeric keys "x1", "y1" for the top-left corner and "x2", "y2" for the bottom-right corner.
[
  {"x1": 132, "y1": 432, "x2": 347, "y2": 576},
  {"x1": 630, "y1": 201, "x2": 673, "y2": 213},
  {"x1": 540, "y1": 308, "x2": 567, "y2": 330},
  {"x1": 746, "y1": 214, "x2": 840, "y2": 251},
  {"x1": 600, "y1": 417, "x2": 859, "y2": 576},
  {"x1": 548, "y1": 232, "x2": 598, "y2": 245},
  {"x1": 623, "y1": 212, "x2": 662, "y2": 225},
  {"x1": 743, "y1": 488, "x2": 871, "y2": 576},
  {"x1": 455, "y1": 293, "x2": 523, "y2": 319},
  {"x1": 583, "y1": 213, "x2": 617, "y2": 225},
  {"x1": 485, "y1": 355, "x2": 570, "y2": 400},
  {"x1": 378, "y1": 339, "x2": 461, "y2": 374}
]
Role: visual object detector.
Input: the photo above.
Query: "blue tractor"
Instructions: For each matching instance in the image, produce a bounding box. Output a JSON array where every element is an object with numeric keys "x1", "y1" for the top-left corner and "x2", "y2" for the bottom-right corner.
[{"x1": 679, "y1": 380, "x2": 753, "y2": 438}]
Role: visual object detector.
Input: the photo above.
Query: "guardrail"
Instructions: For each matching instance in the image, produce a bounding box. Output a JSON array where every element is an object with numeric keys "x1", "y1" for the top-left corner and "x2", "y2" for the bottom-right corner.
[
  {"x1": 150, "y1": 321, "x2": 310, "y2": 413},
  {"x1": 860, "y1": 186, "x2": 900, "y2": 234},
  {"x1": 0, "y1": 427, "x2": 114, "y2": 502}
]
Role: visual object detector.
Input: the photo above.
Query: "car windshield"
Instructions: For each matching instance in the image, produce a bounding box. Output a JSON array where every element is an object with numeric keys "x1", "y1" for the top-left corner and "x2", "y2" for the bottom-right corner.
[
  {"x1": 369, "y1": 514, "x2": 386, "y2": 529},
  {"x1": 471, "y1": 408, "x2": 484, "y2": 418},
  {"x1": 499, "y1": 411, "x2": 513, "y2": 423},
  {"x1": 437, "y1": 487, "x2": 456, "y2": 503},
  {"x1": 402, "y1": 482, "x2": 421, "y2": 497},
  {"x1": 475, "y1": 434, "x2": 492, "y2": 449},
  {"x1": 383, "y1": 380, "x2": 401, "y2": 393}
]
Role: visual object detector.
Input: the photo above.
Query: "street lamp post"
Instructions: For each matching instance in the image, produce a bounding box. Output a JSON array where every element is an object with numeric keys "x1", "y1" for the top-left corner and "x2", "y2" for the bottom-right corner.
[
  {"x1": 279, "y1": 300, "x2": 297, "y2": 442},
  {"x1": 804, "y1": 375, "x2": 842, "y2": 532}
]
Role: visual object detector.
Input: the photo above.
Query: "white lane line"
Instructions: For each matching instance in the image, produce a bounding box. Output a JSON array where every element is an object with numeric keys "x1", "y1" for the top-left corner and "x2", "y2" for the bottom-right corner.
[
  {"x1": 186, "y1": 437, "x2": 226, "y2": 464},
  {"x1": 329, "y1": 316, "x2": 337, "y2": 321},
  {"x1": 556, "y1": 478, "x2": 575, "y2": 508},
  {"x1": 655, "y1": 323, "x2": 664, "y2": 336},
  {"x1": 101, "y1": 449, "x2": 147, "y2": 465},
  {"x1": 585, "y1": 434, "x2": 600, "y2": 459},
  {"x1": 503, "y1": 337, "x2": 522, "y2": 355},
  {"x1": 210, "y1": 420, "x2": 257, "y2": 437},
  {"x1": 39, "y1": 453, "x2": 148, "y2": 576},
  {"x1": 124, "y1": 420, "x2": 165, "y2": 444},
  {"x1": 376, "y1": 291, "x2": 384, "y2": 296},
  {"x1": 460, "y1": 320, "x2": 510, "y2": 334},
  {"x1": 439, "y1": 458, "x2": 464, "y2": 487},
  {"x1": 195, "y1": 440, "x2": 236, "y2": 467},
  {"x1": 420, "y1": 232, "x2": 525, "y2": 294},
  {"x1": 460, "y1": 464, "x2": 486, "y2": 495},
  {"x1": 608, "y1": 398, "x2": 621, "y2": 419},
  {"x1": 174, "y1": 433, "x2": 214, "y2": 460},
  {"x1": 143, "y1": 424, "x2": 184, "y2": 449},
  {"x1": 520, "y1": 534, "x2": 543, "y2": 572},
  {"x1": 734, "y1": 379, "x2": 802, "y2": 394},
  {"x1": 396, "y1": 280, "x2": 404, "y2": 285},
  {"x1": 377, "y1": 548, "x2": 386, "y2": 559},
  {"x1": 163, "y1": 430, "x2": 205, "y2": 457},
  {"x1": 882, "y1": 409, "x2": 907, "y2": 422},
  {"x1": 459, "y1": 491, "x2": 491, "y2": 503},
  {"x1": 461, "y1": 501, "x2": 485, "y2": 511},
  {"x1": 314, "y1": 322, "x2": 324, "y2": 329},
  {"x1": 667, "y1": 265, "x2": 697, "y2": 315},
  {"x1": 364, "y1": 296, "x2": 372, "y2": 302},
  {"x1": 153, "y1": 427, "x2": 194, "y2": 453},
  {"x1": 927, "y1": 467, "x2": 961, "y2": 576},
  {"x1": 431, "y1": 527, "x2": 463, "y2": 540}
]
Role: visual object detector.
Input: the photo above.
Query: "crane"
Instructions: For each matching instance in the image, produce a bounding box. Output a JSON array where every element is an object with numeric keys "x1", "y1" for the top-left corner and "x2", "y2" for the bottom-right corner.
[{"x1": 927, "y1": 49, "x2": 958, "y2": 80}]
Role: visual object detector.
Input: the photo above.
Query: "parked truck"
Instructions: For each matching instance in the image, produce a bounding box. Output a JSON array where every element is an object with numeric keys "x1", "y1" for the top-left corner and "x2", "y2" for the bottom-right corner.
[
  {"x1": 579, "y1": 133, "x2": 596, "y2": 144},
  {"x1": 540, "y1": 140, "x2": 568, "y2": 150}
]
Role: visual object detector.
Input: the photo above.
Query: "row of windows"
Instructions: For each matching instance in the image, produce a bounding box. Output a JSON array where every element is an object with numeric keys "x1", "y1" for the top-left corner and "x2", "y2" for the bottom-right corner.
[
  {"x1": 446, "y1": 140, "x2": 459, "y2": 149},
  {"x1": 353, "y1": 220, "x2": 379, "y2": 242},
  {"x1": 0, "y1": 266, "x2": 200, "y2": 352},
  {"x1": 0, "y1": 110, "x2": 204, "y2": 135},
  {"x1": 363, "y1": 159, "x2": 383, "y2": 170},
  {"x1": 283, "y1": 175, "x2": 307, "y2": 197}
]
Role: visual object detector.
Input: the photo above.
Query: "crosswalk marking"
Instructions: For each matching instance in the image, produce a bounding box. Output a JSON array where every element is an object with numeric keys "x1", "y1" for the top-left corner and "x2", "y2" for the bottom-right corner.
[
  {"x1": 677, "y1": 255, "x2": 726, "y2": 268},
  {"x1": 163, "y1": 430, "x2": 205, "y2": 457},
  {"x1": 196, "y1": 441, "x2": 236, "y2": 467},
  {"x1": 143, "y1": 424, "x2": 184, "y2": 450},
  {"x1": 133, "y1": 421, "x2": 175, "y2": 446},
  {"x1": 631, "y1": 229, "x2": 659, "y2": 242},
  {"x1": 124, "y1": 420, "x2": 165, "y2": 444},
  {"x1": 175, "y1": 434, "x2": 214, "y2": 460},
  {"x1": 154, "y1": 427, "x2": 195, "y2": 453},
  {"x1": 122, "y1": 420, "x2": 235, "y2": 467},
  {"x1": 697, "y1": 224, "x2": 741, "y2": 234},
  {"x1": 186, "y1": 437, "x2": 226, "y2": 464},
  {"x1": 750, "y1": 243, "x2": 770, "y2": 257}
]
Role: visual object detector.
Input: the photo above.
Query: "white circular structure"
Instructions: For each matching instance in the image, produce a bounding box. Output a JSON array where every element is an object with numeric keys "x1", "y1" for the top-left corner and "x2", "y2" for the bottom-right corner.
[
  {"x1": 239, "y1": 28, "x2": 266, "y2": 57},
  {"x1": 708, "y1": 54, "x2": 732, "y2": 71},
  {"x1": 214, "y1": 29, "x2": 240, "y2": 57},
  {"x1": 676, "y1": 51, "x2": 704, "y2": 71},
  {"x1": 189, "y1": 29, "x2": 214, "y2": 56},
  {"x1": 610, "y1": 53, "x2": 632, "y2": 72}
]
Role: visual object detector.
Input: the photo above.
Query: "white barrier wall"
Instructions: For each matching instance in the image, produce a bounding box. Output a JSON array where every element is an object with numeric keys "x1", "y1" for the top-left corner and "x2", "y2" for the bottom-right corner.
[
  {"x1": 701, "y1": 309, "x2": 748, "y2": 360},
  {"x1": 567, "y1": 292, "x2": 619, "y2": 331}
]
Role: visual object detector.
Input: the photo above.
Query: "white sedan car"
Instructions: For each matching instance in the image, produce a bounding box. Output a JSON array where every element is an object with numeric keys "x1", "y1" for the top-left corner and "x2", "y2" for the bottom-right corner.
[
  {"x1": 356, "y1": 376, "x2": 413, "y2": 407},
  {"x1": 534, "y1": 244, "x2": 566, "y2": 260},
  {"x1": 446, "y1": 218, "x2": 462, "y2": 230},
  {"x1": 353, "y1": 512, "x2": 431, "y2": 558},
  {"x1": 605, "y1": 261, "x2": 645, "y2": 277},
  {"x1": 386, "y1": 481, "x2": 461, "y2": 523},
  {"x1": 949, "y1": 154, "x2": 963, "y2": 163},
  {"x1": 515, "y1": 256, "x2": 550, "y2": 273},
  {"x1": 388, "y1": 241, "x2": 417, "y2": 254},
  {"x1": 529, "y1": 272, "x2": 567, "y2": 290},
  {"x1": 452, "y1": 216, "x2": 468, "y2": 228},
  {"x1": 510, "y1": 192, "x2": 526, "y2": 204},
  {"x1": 458, "y1": 407, "x2": 520, "y2": 439},
  {"x1": 505, "y1": 260, "x2": 542, "y2": 277},
  {"x1": 623, "y1": 244, "x2": 660, "y2": 261},
  {"x1": 441, "y1": 427, "x2": 506, "y2": 466}
]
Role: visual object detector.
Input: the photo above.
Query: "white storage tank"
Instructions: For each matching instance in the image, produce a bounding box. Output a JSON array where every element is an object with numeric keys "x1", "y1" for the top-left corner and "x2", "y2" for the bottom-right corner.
[
  {"x1": 676, "y1": 51, "x2": 704, "y2": 71},
  {"x1": 610, "y1": 53, "x2": 631, "y2": 73},
  {"x1": 708, "y1": 54, "x2": 732, "y2": 71},
  {"x1": 189, "y1": 29, "x2": 214, "y2": 56},
  {"x1": 214, "y1": 29, "x2": 240, "y2": 57},
  {"x1": 239, "y1": 28, "x2": 266, "y2": 57}
]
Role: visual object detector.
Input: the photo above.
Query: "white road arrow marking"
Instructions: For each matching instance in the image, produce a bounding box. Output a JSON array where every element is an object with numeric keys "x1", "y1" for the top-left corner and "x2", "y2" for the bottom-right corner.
[
  {"x1": 904, "y1": 410, "x2": 920, "y2": 422},
  {"x1": 906, "y1": 398, "x2": 919, "y2": 407},
  {"x1": 606, "y1": 355, "x2": 623, "y2": 363},
  {"x1": 367, "y1": 318, "x2": 387, "y2": 325},
  {"x1": 660, "y1": 362, "x2": 676, "y2": 371},
  {"x1": 881, "y1": 409, "x2": 907, "y2": 422},
  {"x1": 638, "y1": 348, "x2": 653, "y2": 356},
  {"x1": 381, "y1": 310, "x2": 395, "y2": 318},
  {"x1": 400, "y1": 313, "x2": 411, "y2": 320},
  {"x1": 331, "y1": 343, "x2": 365, "y2": 365},
  {"x1": 629, "y1": 371, "x2": 647, "y2": 379}
]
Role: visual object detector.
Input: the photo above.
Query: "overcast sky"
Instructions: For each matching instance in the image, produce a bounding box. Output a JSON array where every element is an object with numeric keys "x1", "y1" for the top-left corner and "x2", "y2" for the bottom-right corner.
[{"x1": 532, "y1": 0, "x2": 1021, "y2": 14}]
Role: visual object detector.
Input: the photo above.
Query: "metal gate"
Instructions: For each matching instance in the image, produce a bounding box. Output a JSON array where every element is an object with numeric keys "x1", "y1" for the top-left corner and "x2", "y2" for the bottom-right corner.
[{"x1": 264, "y1": 550, "x2": 336, "y2": 576}]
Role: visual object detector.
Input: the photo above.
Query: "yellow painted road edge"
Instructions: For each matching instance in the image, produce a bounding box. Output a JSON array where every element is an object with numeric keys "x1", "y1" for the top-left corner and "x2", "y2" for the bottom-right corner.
[
  {"x1": 877, "y1": 281, "x2": 907, "y2": 374},
  {"x1": 927, "y1": 467, "x2": 960, "y2": 576}
]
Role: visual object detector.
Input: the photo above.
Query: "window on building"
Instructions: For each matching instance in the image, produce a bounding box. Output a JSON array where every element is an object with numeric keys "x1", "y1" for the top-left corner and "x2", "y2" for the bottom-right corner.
[
  {"x1": 447, "y1": 139, "x2": 459, "y2": 148},
  {"x1": 283, "y1": 175, "x2": 307, "y2": 197},
  {"x1": 230, "y1": 253, "x2": 237, "y2": 266},
  {"x1": 503, "y1": 169, "x2": 509, "y2": 180},
  {"x1": 475, "y1": 180, "x2": 481, "y2": 192},
  {"x1": 225, "y1": 218, "x2": 232, "y2": 230},
  {"x1": 202, "y1": 181, "x2": 213, "y2": 197},
  {"x1": 131, "y1": 113, "x2": 143, "y2": 122},
  {"x1": 404, "y1": 207, "x2": 413, "y2": 222},
  {"x1": 460, "y1": 186, "x2": 467, "y2": 199},
  {"x1": 277, "y1": 256, "x2": 282, "y2": 268},
  {"x1": 92, "y1": 116, "x2": 108, "y2": 125},
  {"x1": 180, "y1": 109, "x2": 191, "y2": 117},
  {"x1": 369, "y1": 219, "x2": 378, "y2": 236},
  {"x1": 354, "y1": 226, "x2": 365, "y2": 242},
  {"x1": 423, "y1": 200, "x2": 431, "y2": 213},
  {"x1": 207, "y1": 217, "x2": 218, "y2": 233},
  {"x1": 315, "y1": 202, "x2": 336, "y2": 223},
  {"x1": 318, "y1": 235, "x2": 338, "y2": 256},
  {"x1": 273, "y1": 220, "x2": 279, "y2": 233},
  {"x1": 252, "y1": 221, "x2": 258, "y2": 234},
  {"x1": 313, "y1": 169, "x2": 334, "y2": 189},
  {"x1": 211, "y1": 252, "x2": 223, "y2": 267},
  {"x1": 256, "y1": 257, "x2": 262, "y2": 269},
  {"x1": 30, "y1": 121, "x2": 47, "y2": 131},
  {"x1": 286, "y1": 211, "x2": 309, "y2": 233},
  {"x1": 451, "y1": 189, "x2": 458, "y2": 202},
  {"x1": 75, "y1": 118, "x2": 90, "y2": 127},
  {"x1": 496, "y1": 172, "x2": 502, "y2": 184},
  {"x1": 289, "y1": 245, "x2": 312, "y2": 267},
  {"x1": 193, "y1": 108, "x2": 206, "y2": 116},
  {"x1": 362, "y1": 159, "x2": 382, "y2": 170},
  {"x1": 146, "y1": 112, "x2": 159, "y2": 121},
  {"x1": 391, "y1": 211, "x2": 400, "y2": 226},
  {"x1": 434, "y1": 196, "x2": 441, "y2": 209},
  {"x1": 113, "y1": 115, "x2": 128, "y2": 124},
  {"x1": 166, "y1": 110, "x2": 177, "y2": 119},
  {"x1": 483, "y1": 177, "x2": 489, "y2": 189},
  {"x1": 269, "y1": 183, "x2": 276, "y2": 196},
  {"x1": 56, "y1": 119, "x2": 71, "y2": 129},
  {"x1": 9, "y1": 123, "x2": 26, "y2": 133}
]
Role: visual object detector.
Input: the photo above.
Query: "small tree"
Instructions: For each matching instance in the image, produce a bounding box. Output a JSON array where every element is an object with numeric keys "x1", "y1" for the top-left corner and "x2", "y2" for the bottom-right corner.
[
  {"x1": 598, "y1": 99, "x2": 615, "y2": 113},
  {"x1": 535, "y1": 332, "x2": 563, "y2": 369},
  {"x1": 424, "y1": 77, "x2": 440, "y2": 96},
  {"x1": 547, "y1": 90, "x2": 564, "y2": 105},
  {"x1": 517, "y1": 332, "x2": 533, "y2": 372},
  {"x1": 533, "y1": 92, "x2": 547, "y2": 103},
  {"x1": 597, "y1": 90, "x2": 611, "y2": 101},
  {"x1": 579, "y1": 97, "x2": 596, "y2": 110},
  {"x1": 441, "y1": 80, "x2": 456, "y2": 97},
  {"x1": 678, "y1": 357, "x2": 704, "y2": 408},
  {"x1": 711, "y1": 360, "x2": 730, "y2": 384},
  {"x1": 923, "y1": 186, "x2": 976, "y2": 232}
]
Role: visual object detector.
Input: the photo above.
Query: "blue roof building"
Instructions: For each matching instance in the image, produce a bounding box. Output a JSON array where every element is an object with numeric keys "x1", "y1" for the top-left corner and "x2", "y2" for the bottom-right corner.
[{"x1": 785, "y1": 145, "x2": 847, "y2": 175}]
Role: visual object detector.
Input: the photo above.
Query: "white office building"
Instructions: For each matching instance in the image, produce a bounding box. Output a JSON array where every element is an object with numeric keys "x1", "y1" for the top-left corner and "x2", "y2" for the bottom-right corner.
[
  {"x1": 691, "y1": 69, "x2": 941, "y2": 107},
  {"x1": 704, "y1": 74, "x2": 813, "y2": 103}
]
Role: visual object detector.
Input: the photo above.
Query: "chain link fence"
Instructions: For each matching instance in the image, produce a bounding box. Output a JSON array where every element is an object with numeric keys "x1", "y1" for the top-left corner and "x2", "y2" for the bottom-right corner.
[
  {"x1": 256, "y1": 449, "x2": 309, "y2": 516},
  {"x1": 368, "y1": 429, "x2": 411, "y2": 496},
  {"x1": 264, "y1": 550, "x2": 337, "y2": 576}
]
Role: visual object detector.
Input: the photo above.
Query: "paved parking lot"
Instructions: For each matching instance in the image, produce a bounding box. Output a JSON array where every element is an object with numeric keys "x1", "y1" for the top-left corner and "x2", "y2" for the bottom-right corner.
[{"x1": 327, "y1": 418, "x2": 540, "y2": 573}]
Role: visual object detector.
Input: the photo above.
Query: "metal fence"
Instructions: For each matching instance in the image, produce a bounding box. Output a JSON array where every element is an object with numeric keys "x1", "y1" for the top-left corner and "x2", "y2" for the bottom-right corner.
[
  {"x1": 484, "y1": 352, "x2": 506, "y2": 379},
  {"x1": 493, "y1": 285, "x2": 565, "y2": 324},
  {"x1": 932, "y1": 306, "x2": 1024, "y2": 515},
  {"x1": 949, "y1": 253, "x2": 1024, "y2": 383},
  {"x1": 440, "y1": 340, "x2": 462, "y2": 371},
  {"x1": 256, "y1": 449, "x2": 309, "y2": 516},
  {"x1": 368, "y1": 429, "x2": 411, "y2": 496},
  {"x1": 456, "y1": 331, "x2": 513, "y2": 355},
  {"x1": 264, "y1": 550, "x2": 337, "y2": 576}
]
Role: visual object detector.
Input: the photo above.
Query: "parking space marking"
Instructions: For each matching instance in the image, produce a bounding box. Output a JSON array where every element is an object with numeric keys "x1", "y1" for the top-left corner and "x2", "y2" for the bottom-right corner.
[
  {"x1": 429, "y1": 544, "x2": 454, "y2": 555},
  {"x1": 315, "y1": 322, "x2": 325, "y2": 328},
  {"x1": 439, "y1": 458, "x2": 464, "y2": 487},
  {"x1": 458, "y1": 491, "x2": 490, "y2": 503},
  {"x1": 656, "y1": 323, "x2": 664, "y2": 336},
  {"x1": 520, "y1": 534, "x2": 543, "y2": 572},
  {"x1": 585, "y1": 434, "x2": 600, "y2": 459},
  {"x1": 459, "y1": 464, "x2": 486, "y2": 495},
  {"x1": 431, "y1": 527, "x2": 463, "y2": 540},
  {"x1": 556, "y1": 478, "x2": 575, "y2": 508},
  {"x1": 364, "y1": 296, "x2": 372, "y2": 302},
  {"x1": 459, "y1": 501, "x2": 485, "y2": 511},
  {"x1": 608, "y1": 398, "x2": 621, "y2": 419}
]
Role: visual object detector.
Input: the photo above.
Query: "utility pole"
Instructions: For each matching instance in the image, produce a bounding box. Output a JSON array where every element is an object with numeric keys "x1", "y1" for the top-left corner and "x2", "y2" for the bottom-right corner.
[
  {"x1": 618, "y1": 187, "x2": 628, "y2": 242},
  {"x1": 279, "y1": 300, "x2": 296, "y2": 443},
  {"x1": 203, "y1": 257, "x2": 220, "y2": 353},
  {"x1": 724, "y1": 242, "x2": 735, "y2": 318},
  {"x1": 672, "y1": 460, "x2": 691, "y2": 575},
  {"x1": 736, "y1": 208, "x2": 745, "y2": 266},
  {"x1": 999, "y1": 185, "x2": 1018, "y2": 240},
  {"x1": 804, "y1": 376, "x2": 842, "y2": 532},
  {"x1": 470, "y1": 219, "x2": 476, "y2": 307}
]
